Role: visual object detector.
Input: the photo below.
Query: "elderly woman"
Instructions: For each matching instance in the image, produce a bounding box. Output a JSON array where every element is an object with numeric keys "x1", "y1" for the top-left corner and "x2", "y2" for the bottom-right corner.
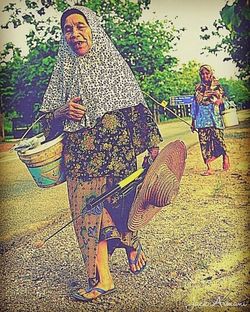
[
  {"x1": 191, "y1": 64, "x2": 230, "y2": 175},
  {"x1": 39, "y1": 7, "x2": 162, "y2": 301}
]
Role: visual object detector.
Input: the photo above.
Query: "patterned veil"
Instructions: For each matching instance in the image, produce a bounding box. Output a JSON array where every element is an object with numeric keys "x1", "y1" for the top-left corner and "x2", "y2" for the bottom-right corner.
[{"x1": 40, "y1": 6, "x2": 146, "y2": 132}]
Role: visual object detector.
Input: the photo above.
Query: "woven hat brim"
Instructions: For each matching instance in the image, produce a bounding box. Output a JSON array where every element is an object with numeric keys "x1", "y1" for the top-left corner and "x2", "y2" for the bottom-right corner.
[{"x1": 128, "y1": 140, "x2": 187, "y2": 232}]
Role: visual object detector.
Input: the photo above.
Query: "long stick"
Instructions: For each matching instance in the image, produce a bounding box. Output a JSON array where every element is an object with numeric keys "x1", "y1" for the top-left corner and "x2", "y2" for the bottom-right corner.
[
  {"x1": 143, "y1": 92, "x2": 194, "y2": 129},
  {"x1": 34, "y1": 168, "x2": 145, "y2": 248}
]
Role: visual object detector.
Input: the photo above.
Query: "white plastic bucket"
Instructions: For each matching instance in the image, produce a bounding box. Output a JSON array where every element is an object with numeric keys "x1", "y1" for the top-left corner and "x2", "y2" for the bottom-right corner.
[
  {"x1": 18, "y1": 134, "x2": 66, "y2": 188},
  {"x1": 222, "y1": 108, "x2": 239, "y2": 127}
]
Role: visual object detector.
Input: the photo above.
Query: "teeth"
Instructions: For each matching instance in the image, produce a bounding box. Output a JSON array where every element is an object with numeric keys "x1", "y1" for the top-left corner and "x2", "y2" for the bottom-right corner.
[
  {"x1": 73, "y1": 41, "x2": 87, "y2": 49},
  {"x1": 74, "y1": 42, "x2": 85, "y2": 48}
]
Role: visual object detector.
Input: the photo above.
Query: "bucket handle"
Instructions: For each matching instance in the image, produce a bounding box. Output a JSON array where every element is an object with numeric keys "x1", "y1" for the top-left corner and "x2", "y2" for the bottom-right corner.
[
  {"x1": 10, "y1": 114, "x2": 46, "y2": 152},
  {"x1": 18, "y1": 114, "x2": 46, "y2": 141}
]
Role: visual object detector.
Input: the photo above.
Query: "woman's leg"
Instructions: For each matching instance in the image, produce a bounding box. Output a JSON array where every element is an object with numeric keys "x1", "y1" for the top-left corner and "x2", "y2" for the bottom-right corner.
[
  {"x1": 108, "y1": 238, "x2": 147, "y2": 274},
  {"x1": 104, "y1": 178, "x2": 147, "y2": 274},
  {"x1": 77, "y1": 240, "x2": 114, "y2": 300},
  {"x1": 214, "y1": 128, "x2": 230, "y2": 171},
  {"x1": 198, "y1": 129, "x2": 214, "y2": 175},
  {"x1": 223, "y1": 154, "x2": 230, "y2": 170},
  {"x1": 96, "y1": 240, "x2": 114, "y2": 289},
  {"x1": 204, "y1": 156, "x2": 216, "y2": 175},
  {"x1": 199, "y1": 128, "x2": 229, "y2": 175}
]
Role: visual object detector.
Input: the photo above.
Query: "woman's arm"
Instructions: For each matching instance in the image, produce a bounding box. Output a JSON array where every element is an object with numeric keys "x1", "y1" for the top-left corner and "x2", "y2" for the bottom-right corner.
[{"x1": 40, "y1": 97, "x2": 87, "y2": 140}]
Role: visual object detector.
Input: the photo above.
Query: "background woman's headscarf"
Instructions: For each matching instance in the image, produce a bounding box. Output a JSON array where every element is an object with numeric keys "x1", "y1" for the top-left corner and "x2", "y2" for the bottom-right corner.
[
  {"x1": 40, "y1": 6, "x2": 147, "y2": 131},
  {"x1": 194, "y1": 64, "x2": 224, "y2": 105}
]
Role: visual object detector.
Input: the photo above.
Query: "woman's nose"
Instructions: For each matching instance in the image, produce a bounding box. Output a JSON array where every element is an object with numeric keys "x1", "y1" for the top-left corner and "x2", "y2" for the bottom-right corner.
[{"x1": 71, "y1": 27, "x2": 79, "y2": 38}]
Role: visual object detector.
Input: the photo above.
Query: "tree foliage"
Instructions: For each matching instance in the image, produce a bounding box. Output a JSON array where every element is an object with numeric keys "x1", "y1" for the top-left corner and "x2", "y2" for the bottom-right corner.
[
  {"x1": 0, "y1": 0, "x2": 185, "y2": 124},
  {"x1": 0, "y1": 0, "x2": 247, "y2": 134},
  {"x1": 219, "y1": 78, "x2": 250, "y2": 105},
  {"x1": 200, "y1": 0, "x2": 250, "y2": 80},
  {"x1": 141, "y1": 61, "x2": 200, "y2": 102}
]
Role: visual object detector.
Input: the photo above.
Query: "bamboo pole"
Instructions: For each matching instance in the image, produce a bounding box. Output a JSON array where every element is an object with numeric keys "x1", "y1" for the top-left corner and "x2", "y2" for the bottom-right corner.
[{"x1": 143, "y1": 92, "x2": 195, "y2": 130}]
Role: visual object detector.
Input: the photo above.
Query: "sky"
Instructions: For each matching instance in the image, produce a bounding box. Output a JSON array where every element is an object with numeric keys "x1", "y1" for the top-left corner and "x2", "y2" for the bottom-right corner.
[
  {"x1": 0, "y1": 0, "x2": 238, "y2": 79},
  {"x1": 141, "y1": 0, "x2": 237, "y2": 78}
]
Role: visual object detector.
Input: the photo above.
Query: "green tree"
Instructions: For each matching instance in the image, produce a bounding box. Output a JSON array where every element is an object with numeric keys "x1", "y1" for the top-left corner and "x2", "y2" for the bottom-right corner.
[
  {"x1": 141, "y1": 61, "x2": 200, "y2": 102},
  {"x1": 0, "y1": 39, "x2": 58, "y2": 124},
  {"x1": 1, "y1": 0, "x2": 183, "y2": 126},
  {"x1": 176, "y1": 61, "x2": 201, "y2": 95},
  {"x1": 140, "y1": 61, "x2": 201, "y2": 121},
  {"x1": 200, "y1": 0, "x2": 250, "y2": 80},
  {"x1": 0, "y1": 0, "x2": 60, "y2": 122},
  {"x1": 219, "y1": 78, "x2": 250, "y2": 106}
]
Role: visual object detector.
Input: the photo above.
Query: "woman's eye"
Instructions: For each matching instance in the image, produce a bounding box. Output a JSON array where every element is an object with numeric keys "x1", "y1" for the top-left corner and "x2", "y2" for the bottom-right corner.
[
  {"x1": 78, "y1": 25, "x2": 85, "y2": 30},
  {"x1": 64, "y1": 27, "x2": 72, "y2": 33}
]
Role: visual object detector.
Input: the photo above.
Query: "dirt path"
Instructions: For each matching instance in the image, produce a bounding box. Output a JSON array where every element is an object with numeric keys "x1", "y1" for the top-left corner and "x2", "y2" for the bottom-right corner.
[{"x1": 0, "y1": 110, "x2": 249, "y2": 312}]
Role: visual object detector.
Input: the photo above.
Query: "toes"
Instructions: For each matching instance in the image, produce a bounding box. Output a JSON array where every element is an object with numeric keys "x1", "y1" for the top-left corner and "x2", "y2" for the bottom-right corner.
[
  {"x1": 141, "y1": 251, "x2": 146, "y2": 264},
  {"x1": 130, "y1": 263, "x2": 136, "y2": 273},
  {"x1": 79, "y1": 289, "x2": 99, "y2": 300},
  {"x1": 138, "y1": 256, "x2": 144, "y2": 269},
  {"x1": 136, "y1": 252, "x2": 146, "y2": 270},
  {"x1": 128, "y1": 247, "x2": 147, "y2": 273}
]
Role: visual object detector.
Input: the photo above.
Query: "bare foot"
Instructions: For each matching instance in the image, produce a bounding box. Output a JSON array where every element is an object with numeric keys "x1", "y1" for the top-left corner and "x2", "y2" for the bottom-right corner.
[
  {"x1": 203, "y1": 157, "x2": 215, "y2": 176},
  {"x1": 200, "y1": 170, "x2": 213, "y2": 176}
]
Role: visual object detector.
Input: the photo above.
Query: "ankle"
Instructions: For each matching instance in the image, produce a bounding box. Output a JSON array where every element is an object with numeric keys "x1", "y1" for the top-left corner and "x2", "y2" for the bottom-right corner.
[{"x1": 206, "y1": 166, "x2": 212, "y2": 172}]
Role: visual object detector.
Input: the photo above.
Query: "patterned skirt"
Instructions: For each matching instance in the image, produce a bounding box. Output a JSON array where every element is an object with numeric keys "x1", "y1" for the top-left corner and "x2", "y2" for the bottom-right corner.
[
  {"x1": 67, "y1": 176, "x2": 139, "y2": 288},
  {"x1": 198, "y1": 127, "x2": 227, "y2": 163}
]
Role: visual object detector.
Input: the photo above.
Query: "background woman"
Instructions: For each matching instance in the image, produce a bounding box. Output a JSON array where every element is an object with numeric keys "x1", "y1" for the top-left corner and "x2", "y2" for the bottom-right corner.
[
  {"x1": 39, "y1": 6, "x2": 162, "y2": 302},
  {"x1": 191, "y1": 64, "x2": 230, "y2": 175}
]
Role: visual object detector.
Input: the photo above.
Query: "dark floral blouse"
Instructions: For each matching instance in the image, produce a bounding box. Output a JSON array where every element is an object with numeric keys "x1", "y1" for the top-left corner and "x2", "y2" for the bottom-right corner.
[{"x1": 41, "y1": 103, "x2": 162, "y2": 181}]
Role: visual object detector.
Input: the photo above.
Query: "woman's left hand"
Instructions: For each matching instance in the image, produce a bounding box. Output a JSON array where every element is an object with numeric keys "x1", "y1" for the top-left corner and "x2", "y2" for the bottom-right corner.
[
  {"x1": 142, "y1": 146, "x2": 159, "y2": 169},
  {"x1": 213, "y1": 98, "x2": 223, "y2": 105},
  {"x1": 67, "y1": 97, "x2": 87, "y2": 121},
  {"x1": 148, "y1": 146, "x2": 160, "y2": 161}
]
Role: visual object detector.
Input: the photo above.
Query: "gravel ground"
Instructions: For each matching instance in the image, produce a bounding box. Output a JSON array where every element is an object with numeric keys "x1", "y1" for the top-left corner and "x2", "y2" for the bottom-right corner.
[{"x1": 0, "y1": 113, "x2": 249, "y2": 312}]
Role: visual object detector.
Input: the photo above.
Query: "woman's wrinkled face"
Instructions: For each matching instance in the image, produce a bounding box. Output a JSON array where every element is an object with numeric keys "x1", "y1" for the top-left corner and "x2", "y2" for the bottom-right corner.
[
  {"x1": 200, "y1": 68, "x2": 212, "y2": 83},
  {"x1": 63, "y1": 14, "x2": 92, "y2": 56}
]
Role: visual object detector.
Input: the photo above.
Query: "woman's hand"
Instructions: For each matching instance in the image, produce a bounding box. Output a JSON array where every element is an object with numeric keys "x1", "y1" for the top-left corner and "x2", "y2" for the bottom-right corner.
[
  {"x1": 67, "y1": 97, "x2": 86, "y2": 121},
  {"x1": 142, "y1": 146, "x2": 159, "y2": 169},
  {"x1": 148, "y1": 146, "x2": 160, "y2": 161},
  {"x1": 54, "y1": 97, "x2": 87, "y2": 121},
  {"x1": 213, "y1": 98, "x2": 223, "y2": 106}
]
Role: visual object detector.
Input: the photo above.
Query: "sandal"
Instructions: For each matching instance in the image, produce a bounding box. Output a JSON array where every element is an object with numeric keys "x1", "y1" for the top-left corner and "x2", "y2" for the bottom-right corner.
[
  {"x1": 126, "y1": 242, "x2": 146, "y2": 275},
  {"x1": 71, "y1": 287, "x2": 115, "y2": 302}
]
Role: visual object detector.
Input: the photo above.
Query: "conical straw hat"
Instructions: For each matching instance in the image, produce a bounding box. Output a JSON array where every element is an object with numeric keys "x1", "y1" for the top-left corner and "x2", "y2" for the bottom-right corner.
[{"x1": 128, "y1": 140, "x2": 187, "y2": 231}]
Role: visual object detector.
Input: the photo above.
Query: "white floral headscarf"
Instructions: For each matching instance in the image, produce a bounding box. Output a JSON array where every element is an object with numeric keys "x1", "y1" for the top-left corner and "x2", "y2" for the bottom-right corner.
[{"x1": 40, "y1": 6, "x2": 146, "y2": 131}]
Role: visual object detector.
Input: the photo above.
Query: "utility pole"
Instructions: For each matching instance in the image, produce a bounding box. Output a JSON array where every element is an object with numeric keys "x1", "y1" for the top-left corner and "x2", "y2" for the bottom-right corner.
[{"x1": 0, "y1": 94, "x2": 5, "y2": 141}]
